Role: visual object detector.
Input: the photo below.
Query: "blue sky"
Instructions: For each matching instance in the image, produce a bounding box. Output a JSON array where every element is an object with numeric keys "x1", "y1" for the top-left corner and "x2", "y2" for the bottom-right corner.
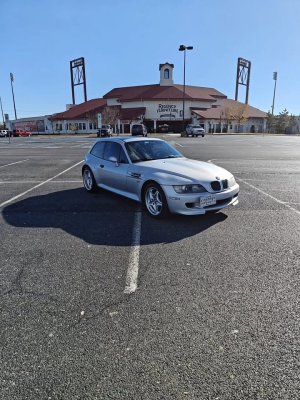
[{"x1": 1, "y1": 0, "x2": 299, "y2": 119}]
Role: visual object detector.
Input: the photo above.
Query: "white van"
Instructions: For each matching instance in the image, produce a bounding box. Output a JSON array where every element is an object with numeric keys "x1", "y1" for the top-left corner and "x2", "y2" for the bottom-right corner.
[{"x1": 0, "y1": 130, "x2": 8, "y2": 137}]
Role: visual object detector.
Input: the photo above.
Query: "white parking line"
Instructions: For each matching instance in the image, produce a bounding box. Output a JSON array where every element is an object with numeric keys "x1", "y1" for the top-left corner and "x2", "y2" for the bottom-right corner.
[
  {"x1": 0, "y1": 159, "x2": 28, "y2": 169},
  {"x1": 172, "y1": 141, "x2": 185, "y2": 147},
  {"x1": 236, "y1": 177, "x2": 300, "y2": 216},
  {"x1": 0, "y1": 160, "x2": 84, "y2": 209},
  {"x1": 124, "y1": 211, "x2": 142, "y2": 294},
  {"x1": 0, "y1": 180, "x2": 82, "y2": 184}
]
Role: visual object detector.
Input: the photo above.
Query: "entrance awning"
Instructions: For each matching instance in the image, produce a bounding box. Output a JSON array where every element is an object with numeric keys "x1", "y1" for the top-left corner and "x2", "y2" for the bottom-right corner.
[{"x1": 120, "y1": 107, "x2": 146, "y2": 121}]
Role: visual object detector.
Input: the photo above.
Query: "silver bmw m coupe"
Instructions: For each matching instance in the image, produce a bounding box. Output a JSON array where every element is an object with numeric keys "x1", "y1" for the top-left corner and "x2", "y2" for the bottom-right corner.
[{"x1": 82, "y1": 137, "x2": 239, "y2": 219}]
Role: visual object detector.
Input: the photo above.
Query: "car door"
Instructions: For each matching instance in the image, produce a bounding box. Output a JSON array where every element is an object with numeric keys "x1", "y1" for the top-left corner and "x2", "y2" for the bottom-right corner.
[
  {"x1": 89, "y1": 141, "x2": 107, "y2": 185},
  {"x1": 101, "y1": 141, "x2": 129, "y2": 192}
]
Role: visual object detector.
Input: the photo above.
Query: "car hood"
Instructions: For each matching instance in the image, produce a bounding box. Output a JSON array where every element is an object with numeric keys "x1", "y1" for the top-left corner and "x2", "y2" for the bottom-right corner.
[{"x1": 135, "y1": 158, "x2": 232, "y2": 184}]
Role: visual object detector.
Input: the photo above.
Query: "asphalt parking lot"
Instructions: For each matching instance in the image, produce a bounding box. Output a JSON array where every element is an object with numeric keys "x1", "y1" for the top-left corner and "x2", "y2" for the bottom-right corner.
[{"x1": 0, "y1": 134, "x2": 299, "y2": 399}]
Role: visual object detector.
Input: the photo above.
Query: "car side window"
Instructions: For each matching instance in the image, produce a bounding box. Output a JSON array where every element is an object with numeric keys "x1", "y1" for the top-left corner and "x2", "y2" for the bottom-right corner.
[
  {"x1": 90, "y1": 141, "x2": 106, "y2": 159},
  {"x1": 104, "y1": 142, "x2": 122, "y2": 162}
]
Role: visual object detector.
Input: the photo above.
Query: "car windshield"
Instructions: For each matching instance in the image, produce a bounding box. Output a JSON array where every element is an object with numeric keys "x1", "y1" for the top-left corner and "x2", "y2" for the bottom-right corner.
[{"x1": 125, "y1": 140, "x2": 183, "y2": 163}]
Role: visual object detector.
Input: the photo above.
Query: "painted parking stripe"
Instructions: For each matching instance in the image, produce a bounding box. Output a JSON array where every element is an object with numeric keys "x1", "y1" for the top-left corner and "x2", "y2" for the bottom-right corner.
[
  {"x1": 0, "y1": 160, "x2": 84, "y2": 209},
  {"x1": 0, "y1": 159, "x2": 28, "y2": 169},
  {"x1": 124, "y1": 210, "x2": 142, "y2": 294},
  {"x1": 236, "y1": 177, "x2": 300, "y2": 216}
]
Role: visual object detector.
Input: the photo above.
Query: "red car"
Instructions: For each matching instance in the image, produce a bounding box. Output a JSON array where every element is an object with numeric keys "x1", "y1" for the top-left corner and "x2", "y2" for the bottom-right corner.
[{"x1": 13, "y1": 129, "x2": 31, "y2": 137}]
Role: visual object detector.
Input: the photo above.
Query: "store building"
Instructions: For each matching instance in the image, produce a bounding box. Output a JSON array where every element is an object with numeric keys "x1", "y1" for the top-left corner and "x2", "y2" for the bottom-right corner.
[{"x1": 102, "y1": 62, "x2": 266, "y2": 133}]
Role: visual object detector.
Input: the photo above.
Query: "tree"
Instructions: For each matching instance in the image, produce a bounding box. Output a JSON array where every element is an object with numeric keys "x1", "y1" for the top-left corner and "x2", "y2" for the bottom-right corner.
[
  {"x1": 69, "y1": 123, "x2": 78, "y2": 134},
  {"x1": 232, "y1": 103, "x2": 248, "y2": 133},
  {"x1": 101, "y1": 106, "x2": 121, "y2": 126},
  {"x1": 274, "y1": 108, "x2": 289, "y2": 134},
  {"x1": 86, "y1": 111, "x2": 98, "y2": 131},
  {"x1": 266, "y1": 110, "x2": 275, "y2": 133},
  {"x1": 224, "y1": 107, "x2": 235, "y2": 132},
  {"x1": 289, "y1": 114, "x2": 297, "y2": 133}
]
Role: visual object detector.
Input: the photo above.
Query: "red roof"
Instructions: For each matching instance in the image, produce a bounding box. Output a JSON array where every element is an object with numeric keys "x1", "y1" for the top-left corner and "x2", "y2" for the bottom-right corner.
[
  {"x1": 120, "y1": 107, "x2": 146, "y2": 120},
  {"x1": 50, "y1": 98, "x2": 107, "y2": 120},
  {"x1": 103, "y1": 84, "x2": 226, "y2": 102},
  {"x1": 191, "y1": 98, "x2": 266, "y2": 119}
]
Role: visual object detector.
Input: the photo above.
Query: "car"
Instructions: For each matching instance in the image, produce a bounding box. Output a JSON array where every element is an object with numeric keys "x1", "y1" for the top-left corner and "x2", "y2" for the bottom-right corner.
[
  {"x1": 12, "y1": 129, "x2": 31, "y2": 137},
  {"x1": 186, "y1": 124, "x2": 205, "y2": 137},
  {"x1": 0, "y1": 130, "x2": 8, "y2": 137},
  {"x1": 131, "y1": 124, "x2": 147, "y2": 137},
  {"x1": 82, "y1": 137, "x2": 239, "y2": 219},
  {"x1": 97, "y1": 124, "x2": 112, "y2": 137}
]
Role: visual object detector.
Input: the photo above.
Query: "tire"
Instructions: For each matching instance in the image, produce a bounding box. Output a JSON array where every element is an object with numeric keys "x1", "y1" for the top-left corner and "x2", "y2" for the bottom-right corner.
[
  {"x1": 144, "y1": 134, "x2": 147, "y2": 137},
  {"x1": 192, "y1": 134, "x2": 195, "y2": 137},
  {"x1": 202, "y1": 134, "x2": 204, "y2": 137},
  {"x1": 144, "y1": 182, "x2": 170, "y2": 219},
  {"x1": 83, "y1": 167, "x2": 97, "y2": 193}
]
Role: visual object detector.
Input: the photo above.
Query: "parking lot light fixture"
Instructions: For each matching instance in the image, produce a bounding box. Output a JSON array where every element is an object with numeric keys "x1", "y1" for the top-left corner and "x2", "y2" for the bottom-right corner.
[{"x1": 179, "y1": 45, "x2": 193, "y2": 133}]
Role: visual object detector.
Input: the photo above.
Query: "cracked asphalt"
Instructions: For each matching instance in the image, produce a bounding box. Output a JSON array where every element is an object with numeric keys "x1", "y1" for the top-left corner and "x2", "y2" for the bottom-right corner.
[{"x1": 0, "y1": 134, "x2": 299, "y2": 399}]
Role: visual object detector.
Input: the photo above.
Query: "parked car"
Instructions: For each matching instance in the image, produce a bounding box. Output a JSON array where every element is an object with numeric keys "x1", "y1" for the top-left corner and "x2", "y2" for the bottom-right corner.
[
  {"x1": 82, "y1": 137, "x2": 239, "y2": 219},
  {"x1": 12, "y1": 129, "x2": 31, "y2": 137},
  {"x1": 97, "y1": 124, "x2": 112, "y2": 137},
  {"x1": 0, "y1": 130, "x2": 8, "y2": 137},
  {"x1": 186, "y1": 124, "x2": 205, "y2": 137},
  {"x1": 131, "y1": 124, "x2": 147, "y2": 137}
]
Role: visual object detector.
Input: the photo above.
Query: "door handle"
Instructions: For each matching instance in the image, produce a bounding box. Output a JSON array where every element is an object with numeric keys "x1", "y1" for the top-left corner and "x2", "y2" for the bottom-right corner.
[{"x1": 100, "y1": 165, "x2": 104, "y2": 168}]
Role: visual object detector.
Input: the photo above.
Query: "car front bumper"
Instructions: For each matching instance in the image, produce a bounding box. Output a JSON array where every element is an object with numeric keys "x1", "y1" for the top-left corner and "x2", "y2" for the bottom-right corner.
[{"x1": 162, "y1": 184, "x2": 239, "y2": 215}]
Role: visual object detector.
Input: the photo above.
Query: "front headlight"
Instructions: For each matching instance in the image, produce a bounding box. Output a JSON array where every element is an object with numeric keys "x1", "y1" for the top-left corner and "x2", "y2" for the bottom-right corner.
[
  {"x1": 173, "y1": 184, "x2": 207, "y2": 194},
  {"x1": 229, "y1": 176, "x2": 236, "y2": 187}
]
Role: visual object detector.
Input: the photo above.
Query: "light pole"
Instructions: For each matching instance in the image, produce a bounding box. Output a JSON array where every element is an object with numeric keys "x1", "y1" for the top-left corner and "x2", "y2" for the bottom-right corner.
[
  {"x1": 179, "y1": 45, "x2": 193, "y2": 133},
  {"x1": 10, "y1": 73, "x2": 17, "y2": 120},
  {"x1": 271, "y1": 72, "x2": 277, "y2": 115}
]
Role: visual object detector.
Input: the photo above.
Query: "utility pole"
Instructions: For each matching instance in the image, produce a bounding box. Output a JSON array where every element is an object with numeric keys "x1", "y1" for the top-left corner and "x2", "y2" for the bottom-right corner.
[
  {"x1": 271, "y1": 72, "x2": 277, "y2": 115},
  {"x1": 10, "y1": 73, "x2": 17, "y2": 120},
  {"x1": 179, "y1": 45, "x2": 193, "y2": 133},
  {"x1": 0, "y1": 97, "x2": 4, "y2": 127}
]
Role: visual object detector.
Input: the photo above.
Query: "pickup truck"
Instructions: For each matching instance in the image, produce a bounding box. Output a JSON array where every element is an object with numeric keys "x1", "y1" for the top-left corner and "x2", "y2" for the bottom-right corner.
[{"x1": 97, "y1": 124, "x2": 112, "y2": 137}]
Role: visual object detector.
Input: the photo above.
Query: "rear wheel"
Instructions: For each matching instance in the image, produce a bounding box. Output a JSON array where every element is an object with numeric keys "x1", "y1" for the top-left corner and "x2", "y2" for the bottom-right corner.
[
  {"x1": 144, "y1": 182, "x2": 170, "y2": 219},
  {"x1": 83, "y1": 167, "x2": 97, "y2": 193}
]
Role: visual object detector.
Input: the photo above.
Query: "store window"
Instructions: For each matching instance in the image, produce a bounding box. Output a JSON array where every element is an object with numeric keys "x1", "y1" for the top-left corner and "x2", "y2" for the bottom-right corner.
[
  {"x1": 93, "y1": 123, "x2": 97, "y2": 129},
  {"x1": 83, "y1": 123, "x2": 86, "y2": 130},
  {"x1": 79, "y1": 123, "x2": 82, "y2": 130}
]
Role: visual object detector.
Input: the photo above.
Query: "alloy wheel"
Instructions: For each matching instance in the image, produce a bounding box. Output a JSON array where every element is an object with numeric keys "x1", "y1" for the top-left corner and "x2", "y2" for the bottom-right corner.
[{"x1": 145, "y1": 187, "x2": 163, "y2": 216}]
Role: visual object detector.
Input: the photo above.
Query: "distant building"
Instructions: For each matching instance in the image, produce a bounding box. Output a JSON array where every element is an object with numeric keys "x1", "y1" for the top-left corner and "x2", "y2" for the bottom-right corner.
[{"x1": 8, "y1": 62, "x2": 267, "y2": 134}]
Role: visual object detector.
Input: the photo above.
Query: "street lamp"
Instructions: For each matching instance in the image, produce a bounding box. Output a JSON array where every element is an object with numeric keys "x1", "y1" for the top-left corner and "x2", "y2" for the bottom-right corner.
[
  {"x1": 10, "y1": 73, "x2": 17, "y2": 120},
  {"x1": 179, "y1": 45, "x2": 193, "y2": 133},
  {"x1": 271, "y1": 72, "x2": 277, "y2": 115}
]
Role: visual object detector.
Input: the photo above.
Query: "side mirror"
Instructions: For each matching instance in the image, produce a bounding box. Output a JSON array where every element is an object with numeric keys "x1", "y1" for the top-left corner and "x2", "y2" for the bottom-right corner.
[{"x1": 109, "y1": 156, "x2": 119, "y2": 167}]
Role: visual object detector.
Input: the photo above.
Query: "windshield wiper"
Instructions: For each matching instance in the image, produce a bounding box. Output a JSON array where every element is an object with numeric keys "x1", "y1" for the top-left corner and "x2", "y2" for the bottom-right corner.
[
  {"x1": 158, "y1": 155, "x2": 181, "y2": 159},
  {"x1": 132, "y1": 157, "x2": 153, "y2": 163}
]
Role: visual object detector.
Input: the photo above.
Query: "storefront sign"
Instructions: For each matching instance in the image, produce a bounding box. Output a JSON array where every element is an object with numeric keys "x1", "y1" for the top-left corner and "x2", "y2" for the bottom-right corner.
[{"x1": 157, "y1": 103, "x2": 181, "y2": 119}]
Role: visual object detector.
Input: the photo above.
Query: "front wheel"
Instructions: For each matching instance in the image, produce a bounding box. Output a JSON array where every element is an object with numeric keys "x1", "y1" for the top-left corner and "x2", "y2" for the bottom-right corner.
[
  {"x1": 83, "y1": 167, "x2": 97, "y2": 193},
  {"x1": 202, "y1": 134, "x2": 205, "y2": 137},
  {"x1": 144, "y1": 183, "x2": 170, "y2": 219}
]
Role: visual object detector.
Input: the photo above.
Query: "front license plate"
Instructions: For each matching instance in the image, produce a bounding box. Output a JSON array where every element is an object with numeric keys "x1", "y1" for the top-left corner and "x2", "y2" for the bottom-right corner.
[{"x1": 200, "y1": 195, "x2": 216, "y2": 208}]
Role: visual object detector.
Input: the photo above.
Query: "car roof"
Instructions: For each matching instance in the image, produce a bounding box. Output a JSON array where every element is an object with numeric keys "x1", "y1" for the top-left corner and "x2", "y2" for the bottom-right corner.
[{"x1": 95, "y1": 136, "x2": 163, "y2": 144}]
